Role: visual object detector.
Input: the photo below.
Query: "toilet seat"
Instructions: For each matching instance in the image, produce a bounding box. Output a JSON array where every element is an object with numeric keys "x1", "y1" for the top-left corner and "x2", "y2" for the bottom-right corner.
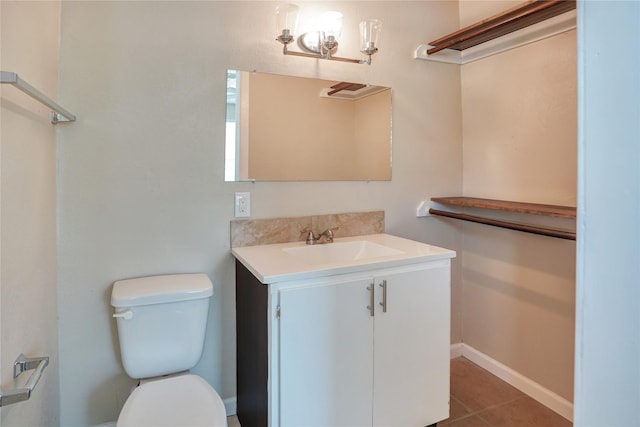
[{"x1": 117, "y1": 374, "x2": 227, "y2": 427}]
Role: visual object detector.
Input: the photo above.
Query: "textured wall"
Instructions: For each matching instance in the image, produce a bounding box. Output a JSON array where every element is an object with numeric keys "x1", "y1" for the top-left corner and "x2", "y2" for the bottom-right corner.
[
  {"x1": 574, "y1": 1, "x2": 640, "y2": 425},
  {"x1": 0, "y1": 1, "x2": 61, "y2": 425},
  {"x1": 459, "y1": 1, "x2": 577, "y2": 403},
  {"x1": 57, "y1": 2, "x2": 462, "y2": 425}
]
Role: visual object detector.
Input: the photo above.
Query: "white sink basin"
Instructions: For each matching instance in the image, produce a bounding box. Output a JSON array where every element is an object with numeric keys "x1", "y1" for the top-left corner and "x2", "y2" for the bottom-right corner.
[
  {"x1": 231, "y1": 233, "x2": 456, "y2": 284},
  {"x1": 282, "y1": 240, "x2": 404, "y2": 265}
]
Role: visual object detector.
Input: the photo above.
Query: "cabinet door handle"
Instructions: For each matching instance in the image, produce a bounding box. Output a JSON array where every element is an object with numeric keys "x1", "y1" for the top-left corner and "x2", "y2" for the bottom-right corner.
[
  {"x1": 367, "y1": 284, "x2": 375, "y2": 317},
  {"x1": 379, "y1": 280, "x2": 388, "y2": 313}
]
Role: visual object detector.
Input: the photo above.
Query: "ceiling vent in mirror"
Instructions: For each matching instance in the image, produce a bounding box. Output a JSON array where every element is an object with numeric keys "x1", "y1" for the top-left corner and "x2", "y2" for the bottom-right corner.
[{"x1": 320, "y1": 82, "x2": 388, "y2": 100}]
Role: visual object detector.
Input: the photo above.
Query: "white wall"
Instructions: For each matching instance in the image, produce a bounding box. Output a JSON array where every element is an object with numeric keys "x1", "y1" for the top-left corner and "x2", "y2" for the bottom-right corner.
[
  {"x1": 56, "y1": 2, "x2": 463, "y2": 425},
  {"x1": 461, "y1": 29, "x2": 577, "y2": 206},
  {"x1": 0, "y1": 1, "x2": 61, "y2": 425},
  {"x1": 575, "y1": 1, "x2": 640, "y2": 425}
]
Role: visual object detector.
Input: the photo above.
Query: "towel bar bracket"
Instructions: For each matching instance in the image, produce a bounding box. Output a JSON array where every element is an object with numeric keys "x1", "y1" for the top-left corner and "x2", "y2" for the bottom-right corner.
[
  {"x1": 51, "y1": 112, "x2": 72, "y2": 124},
  {"x1": 0, "y1": 353, "x2": 49, "y2": 407}
]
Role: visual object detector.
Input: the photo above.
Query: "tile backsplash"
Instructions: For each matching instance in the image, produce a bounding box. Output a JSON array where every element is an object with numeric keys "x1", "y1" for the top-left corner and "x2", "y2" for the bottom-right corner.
[{"x1": 230, "y1": 211, "x2": 384, "y2": 247}]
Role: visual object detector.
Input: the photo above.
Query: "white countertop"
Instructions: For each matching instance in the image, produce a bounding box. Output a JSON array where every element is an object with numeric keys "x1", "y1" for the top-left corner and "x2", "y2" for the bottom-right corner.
[{"x1": 231, "y1": 233, "x2": 456, "y2": 284}]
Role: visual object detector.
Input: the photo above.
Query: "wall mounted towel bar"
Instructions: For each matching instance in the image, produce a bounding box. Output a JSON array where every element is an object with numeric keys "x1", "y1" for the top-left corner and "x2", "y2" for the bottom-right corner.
[
  {"x1": 427, "y1": 197, "x2": 576, "y2": 240},
  {"x1": 1, "y1": 71, "x2": 76, "y2": 124},
  {"x1": 0, "y1": 354, "x2": 49, "y2": 407},
  {"x1": 429, "y1": 208, "x2": 576, "y2": 240}
]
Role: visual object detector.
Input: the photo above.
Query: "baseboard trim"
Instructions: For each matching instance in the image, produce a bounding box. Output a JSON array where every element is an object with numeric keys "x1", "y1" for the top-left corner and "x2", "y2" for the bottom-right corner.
[
  {"x1": 450, "y1": 343, "x2": 573, "y2": 422},
  {"x1": 224, "y1": 396, "x2": 237, "y2": 416},
  {"x1": 450, "y1": 342, "x2": 464, "y2": 359}
]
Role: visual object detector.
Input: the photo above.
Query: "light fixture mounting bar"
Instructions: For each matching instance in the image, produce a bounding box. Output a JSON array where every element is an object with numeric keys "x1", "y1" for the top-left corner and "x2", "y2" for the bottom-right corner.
[{"x1": 283, "y1": 50, "x2": 367, "y2": 64}]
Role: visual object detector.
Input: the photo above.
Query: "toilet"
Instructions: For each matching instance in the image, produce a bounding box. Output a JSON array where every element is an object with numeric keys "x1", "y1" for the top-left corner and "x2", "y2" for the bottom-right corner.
[{"x1": 111, "y1": 273, "x2": 227, "y2": 427}]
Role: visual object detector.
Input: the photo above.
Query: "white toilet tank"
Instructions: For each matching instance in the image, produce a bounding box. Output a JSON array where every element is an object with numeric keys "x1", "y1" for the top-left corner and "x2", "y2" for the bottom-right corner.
[{"x1": 111, "y1": 273, "x2": 213, "y2": 379}]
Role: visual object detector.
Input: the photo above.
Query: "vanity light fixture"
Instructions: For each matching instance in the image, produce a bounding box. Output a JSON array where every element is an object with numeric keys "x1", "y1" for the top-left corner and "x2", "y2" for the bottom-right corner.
[{"x1": 275, "y1": 4, "x2": 382, "y2": 65}]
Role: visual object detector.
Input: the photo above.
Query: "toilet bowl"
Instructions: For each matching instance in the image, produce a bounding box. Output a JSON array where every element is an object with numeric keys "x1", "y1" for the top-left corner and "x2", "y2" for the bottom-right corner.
[
  {"x1": 111, "y1": 273, "x2": 226, "y2": 427},
  {"x1": 117, "y1": 373, "x2": 226, "y2": 427}
]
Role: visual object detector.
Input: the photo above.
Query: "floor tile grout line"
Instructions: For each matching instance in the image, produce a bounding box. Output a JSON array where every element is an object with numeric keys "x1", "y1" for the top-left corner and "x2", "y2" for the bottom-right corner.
[
  {"x1": 440, "y1": 411, "x2": 491, "y2": 426},
  {"x1": 473, "y1": 396, "x2": 530, "y2": 426},
  {"x1": 447, "y1": 395, "x2": 528, "y2": 424},
  {"x1": 450, "y1": 395, "x2": 475, "y2": 416}
]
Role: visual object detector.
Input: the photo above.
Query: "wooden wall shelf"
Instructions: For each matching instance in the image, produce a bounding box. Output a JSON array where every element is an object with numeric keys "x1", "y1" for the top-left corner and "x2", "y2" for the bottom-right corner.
[
  {"x1": 429, "y1": 197, "x2": 576, "y2": 240},
  {"x1": 431, "y1": 197, "x2": 576, "y2": 219},
  {"x1": 414, "y1": 0, "x2": 576, "y2": 64},
  {"x1": 427, "y1": 0, "x2": 576, "y2": 55}
]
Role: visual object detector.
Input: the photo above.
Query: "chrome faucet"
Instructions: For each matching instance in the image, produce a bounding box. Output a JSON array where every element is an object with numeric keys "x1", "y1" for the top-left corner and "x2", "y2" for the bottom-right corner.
[{"x1": 305, "y1": 227, "x2": 339, "y2": 245}]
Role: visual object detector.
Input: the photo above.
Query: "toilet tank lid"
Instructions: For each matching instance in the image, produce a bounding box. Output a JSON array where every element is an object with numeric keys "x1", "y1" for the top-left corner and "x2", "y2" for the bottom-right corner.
[{"x1": 111, "y1": 273, "x2": 213, "y2": 307}]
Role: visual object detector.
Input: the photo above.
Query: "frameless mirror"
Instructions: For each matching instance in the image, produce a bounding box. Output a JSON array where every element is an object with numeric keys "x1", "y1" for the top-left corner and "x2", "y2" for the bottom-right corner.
[{"x1": 225, "y1": 70, "x2": 392, "y2": 181}]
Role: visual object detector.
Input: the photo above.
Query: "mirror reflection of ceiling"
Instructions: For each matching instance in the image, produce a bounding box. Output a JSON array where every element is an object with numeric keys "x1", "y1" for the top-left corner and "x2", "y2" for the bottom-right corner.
[{"x1": 225, "y1": 70, "x2": 392, "y2": 182}]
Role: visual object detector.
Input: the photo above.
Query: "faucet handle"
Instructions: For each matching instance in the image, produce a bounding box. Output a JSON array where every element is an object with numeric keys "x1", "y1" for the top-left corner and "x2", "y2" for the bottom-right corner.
[
  {"x1": 323, "y1": 226, "x2": 339, "y2": 236},
  {"x1": 319, "y1": 227, "x2": 339, "y2": 242}
]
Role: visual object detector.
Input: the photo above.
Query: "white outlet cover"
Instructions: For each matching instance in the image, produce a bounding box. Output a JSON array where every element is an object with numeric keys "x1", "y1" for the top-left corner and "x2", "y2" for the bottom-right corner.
[{"x1": 235, "y1": 192, "x2": 251, "y2": 218}]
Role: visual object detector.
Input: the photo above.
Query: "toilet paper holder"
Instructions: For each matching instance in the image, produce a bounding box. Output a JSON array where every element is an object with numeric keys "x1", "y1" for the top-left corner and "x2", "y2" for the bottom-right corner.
[{"x1": 0, "y1": 353, "x2": 49, "y2": 407}]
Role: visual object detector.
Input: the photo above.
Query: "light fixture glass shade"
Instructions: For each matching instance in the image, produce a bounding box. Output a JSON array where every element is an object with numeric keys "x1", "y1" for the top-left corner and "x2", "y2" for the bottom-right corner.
[
  {"x1": 359, "y1": 19, "x2": 382, "y2": 55},
  {"x1": 317, "y1": 11, "x2": 343, "y2": 40},
  {"x1": 275, "y1": 3, "x2": 299, "y2": 41}
]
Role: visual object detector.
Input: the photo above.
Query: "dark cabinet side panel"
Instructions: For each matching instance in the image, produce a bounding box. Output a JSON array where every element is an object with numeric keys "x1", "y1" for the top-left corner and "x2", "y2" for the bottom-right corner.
[{"x1": 236, "y1": 260, "x2": 269, "y2": 427}]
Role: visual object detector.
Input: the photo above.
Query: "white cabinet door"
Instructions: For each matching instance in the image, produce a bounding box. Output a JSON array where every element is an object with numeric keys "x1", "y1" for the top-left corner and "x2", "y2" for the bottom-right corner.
[
  {"x1": 373, "y1": 266, "x2": 451, "y2": 427},
  {"x1": 278, "y1": 278, "x2": 375, "y2": 427}
]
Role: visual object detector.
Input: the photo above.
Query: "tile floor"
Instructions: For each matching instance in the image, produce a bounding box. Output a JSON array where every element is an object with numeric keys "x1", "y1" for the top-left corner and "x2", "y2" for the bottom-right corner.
[
  {"x1": 443, "y1": 357, "x2": 571, "y2": 427},
  {"x1": 226, "y1": 357, "x2": 572, "y2": 427}
]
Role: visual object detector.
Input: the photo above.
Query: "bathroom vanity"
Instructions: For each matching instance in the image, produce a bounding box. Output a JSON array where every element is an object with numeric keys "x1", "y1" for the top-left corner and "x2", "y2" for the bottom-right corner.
[{"x1": 232, "y1": 234, "x2": 456, "y2": 427}]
